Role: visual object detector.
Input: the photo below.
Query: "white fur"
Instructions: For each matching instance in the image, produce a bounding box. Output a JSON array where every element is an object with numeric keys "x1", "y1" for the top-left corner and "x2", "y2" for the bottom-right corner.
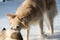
[
  {"x1": 0, "y1": 29, "x2": 20, "y2": 40},
  {"x1": 5, "y1": 30, "x2": 19, "y2": 40}
]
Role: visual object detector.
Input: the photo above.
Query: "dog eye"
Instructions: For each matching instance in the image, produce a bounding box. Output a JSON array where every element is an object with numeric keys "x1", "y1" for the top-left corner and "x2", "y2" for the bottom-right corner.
[{"x1": 20, "y1": 18, "x2": 23, "y2": 22}]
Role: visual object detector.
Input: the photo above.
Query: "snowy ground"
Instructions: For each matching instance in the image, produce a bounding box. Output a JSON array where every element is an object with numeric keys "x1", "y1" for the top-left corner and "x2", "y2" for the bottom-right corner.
[{"x1": 0, "y1": 0, "x2": 60, "y2": 40}]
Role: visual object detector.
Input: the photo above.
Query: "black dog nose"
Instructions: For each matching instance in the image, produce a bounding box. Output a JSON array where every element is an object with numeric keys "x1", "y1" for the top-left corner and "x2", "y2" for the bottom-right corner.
[
  {"x1": 16, "y1": 26, "x2": 19, "y2": 28},
  {"x1": 2, "y1": 28, "x2": 6, "y2": 30}
]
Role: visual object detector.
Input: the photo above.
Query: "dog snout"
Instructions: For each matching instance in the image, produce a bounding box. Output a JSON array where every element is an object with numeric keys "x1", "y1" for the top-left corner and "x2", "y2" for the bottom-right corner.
[
  {"x1": 16, "y1": 26, "x2": 19, "y2": 29},
  {"x1": 11, "y1": 28, "x2": 13, "y2": 30}
]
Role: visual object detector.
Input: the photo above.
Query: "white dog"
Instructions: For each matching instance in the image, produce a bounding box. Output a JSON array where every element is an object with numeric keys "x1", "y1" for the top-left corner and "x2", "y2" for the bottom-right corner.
[{"x1": 0, "y1": 28, "x2": 23, "y2": 40}]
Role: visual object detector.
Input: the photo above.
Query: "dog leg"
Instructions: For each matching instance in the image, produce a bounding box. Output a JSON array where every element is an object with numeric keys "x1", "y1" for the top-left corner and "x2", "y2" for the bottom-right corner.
[
  {"x1": 49, "y1": 18, "x2": 54, "y2": 35},
  {"x1": 44, "y1": 12, "x2": 54, "y2": 35},
  {"x1": 40, "y1": 20, "x2": 44, "y2": 35},
  {"x1": 46, "y1": 16, "x2": 54, "y2": 35},
  {"x1": 39, "y1": 16, "x2": 44, "y2": 36},
  {"x1": 39, "y1": 18, "x2": 47, "y2": 38},
  {"x1": 24, "y1": 28, "x2": 29, "y2": 40}
]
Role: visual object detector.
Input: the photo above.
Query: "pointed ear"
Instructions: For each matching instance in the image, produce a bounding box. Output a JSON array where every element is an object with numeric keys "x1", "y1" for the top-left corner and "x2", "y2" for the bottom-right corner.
[{"x1": 6, "y1": 14, "x2": 16, "y2": 18}]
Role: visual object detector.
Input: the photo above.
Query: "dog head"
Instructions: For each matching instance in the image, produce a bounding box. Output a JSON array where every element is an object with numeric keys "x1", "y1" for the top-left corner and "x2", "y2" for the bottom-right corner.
[{"x1": 7, "y1": 14, "x2": 27, "y2": 30}]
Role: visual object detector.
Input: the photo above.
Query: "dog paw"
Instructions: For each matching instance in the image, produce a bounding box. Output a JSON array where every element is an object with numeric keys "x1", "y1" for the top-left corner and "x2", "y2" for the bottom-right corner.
[{"x1": 40, "y1": 34, "x2": 47, "y2": 38}]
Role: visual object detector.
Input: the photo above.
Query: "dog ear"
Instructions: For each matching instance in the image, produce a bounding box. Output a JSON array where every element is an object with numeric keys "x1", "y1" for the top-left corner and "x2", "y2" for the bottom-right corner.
[{"x1": 6, "y1": 14, "x2": 16, "y2": 19}]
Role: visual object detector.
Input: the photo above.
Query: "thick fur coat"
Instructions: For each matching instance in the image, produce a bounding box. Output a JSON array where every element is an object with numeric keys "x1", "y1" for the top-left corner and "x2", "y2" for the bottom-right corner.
[{"x1": 7, "y1": 0, "x2": 57, "y2": 40}]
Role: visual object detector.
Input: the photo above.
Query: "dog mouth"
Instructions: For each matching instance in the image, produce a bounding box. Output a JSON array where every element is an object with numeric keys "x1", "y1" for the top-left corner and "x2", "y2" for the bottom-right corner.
[{"x1": 11, "y1": 28, "x2": 21, "y2": 31}]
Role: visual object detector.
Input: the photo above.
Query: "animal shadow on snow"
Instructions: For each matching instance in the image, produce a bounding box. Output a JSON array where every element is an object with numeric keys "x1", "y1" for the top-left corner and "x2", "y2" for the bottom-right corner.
[
  {"x1": 30, "y1": 32, "x2": 60, "y2": 40},
  {"x1": 46, "y1": 32, "x2": 60, "y2": 39}
]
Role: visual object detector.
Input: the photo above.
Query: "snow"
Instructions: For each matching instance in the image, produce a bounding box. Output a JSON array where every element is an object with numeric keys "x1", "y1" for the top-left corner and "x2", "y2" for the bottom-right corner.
[{"x1": 0, "y1": 0, "x2": 60, "y2": 40}]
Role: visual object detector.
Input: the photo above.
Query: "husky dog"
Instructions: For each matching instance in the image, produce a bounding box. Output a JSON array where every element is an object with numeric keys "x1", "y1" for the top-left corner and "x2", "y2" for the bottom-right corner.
[
  {"x1": 0, "y1": 28, "x2": 23, "y2": 40},
  {"x1": 7, "y1": 0, "x2": 57, "y2": 40}
]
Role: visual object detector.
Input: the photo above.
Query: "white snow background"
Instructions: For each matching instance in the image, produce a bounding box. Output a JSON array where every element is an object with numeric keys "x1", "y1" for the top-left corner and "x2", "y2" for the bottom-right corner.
[{"x1": 0, "y1": 0, "x2": 60, "y2": 40}]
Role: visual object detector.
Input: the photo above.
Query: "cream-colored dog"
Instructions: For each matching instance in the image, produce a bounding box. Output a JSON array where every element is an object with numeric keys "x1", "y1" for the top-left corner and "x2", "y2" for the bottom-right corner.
[
  {"x1": 0, "y1": 28, "x2": 23, "y2": 40},
  {"x1": 7, "y1": 0, "x2": 57, "y2": 40}
]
